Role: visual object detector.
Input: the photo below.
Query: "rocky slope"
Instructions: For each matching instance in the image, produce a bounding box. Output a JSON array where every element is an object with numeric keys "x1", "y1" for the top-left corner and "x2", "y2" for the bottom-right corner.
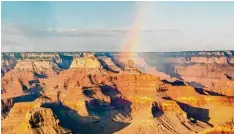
[
  {"x1": 1, "y1": 51, "x2": 234, "y2": 134},
  {"x1": 138, "y1": 51, "x2": 234, "y2": 97},
  {"x1": 1, "y1": 97, "x2": 71, "y2": 134}
]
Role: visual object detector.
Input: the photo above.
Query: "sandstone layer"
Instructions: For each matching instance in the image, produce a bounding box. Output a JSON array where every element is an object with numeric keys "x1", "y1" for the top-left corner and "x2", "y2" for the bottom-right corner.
[{"x1": 1, "y1": 51, "x2": 234, "y2": 134}]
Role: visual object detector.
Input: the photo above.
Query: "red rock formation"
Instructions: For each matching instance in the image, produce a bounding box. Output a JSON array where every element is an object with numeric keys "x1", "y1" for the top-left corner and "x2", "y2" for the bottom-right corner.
[
  {"x1": 116, "y1": 100, "x2": 210, "y2": 134},
  {"x1": 98, "y1": 56, "x2": 122, "y2": 73},
  {"x1": 174, "y1": 64, "x2": 234, "y2": 96},
  {"x1": 2, "y1": 105, "x2": 70, "y2": 134},
  {"x1": 2, "y1": 52, "x2": 234, "y2": 134},
  {"x1": 165, "y1": 85, "x2": 206, "y2": 107},
  {"x1": 1, "y1": 96, "x2": 71, "y2": 134}
]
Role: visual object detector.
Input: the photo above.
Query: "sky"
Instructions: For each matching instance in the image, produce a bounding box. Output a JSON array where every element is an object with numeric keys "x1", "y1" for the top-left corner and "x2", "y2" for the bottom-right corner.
[{"x1": 1, "y1": 1, "x2": 234, "y2": 52}]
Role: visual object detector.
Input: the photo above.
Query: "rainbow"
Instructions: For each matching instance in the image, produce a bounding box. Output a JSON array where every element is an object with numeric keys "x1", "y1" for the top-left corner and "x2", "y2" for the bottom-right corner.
[
  {"x1": 118, "y1": 2, "x2": 162, "y2": 75},
  {"x1": 120, "y1": 2, "x2": 148, "y2": 61}
]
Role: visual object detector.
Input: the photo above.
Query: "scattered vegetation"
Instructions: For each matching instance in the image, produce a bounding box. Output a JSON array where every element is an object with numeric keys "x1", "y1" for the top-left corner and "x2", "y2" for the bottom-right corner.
[{"x1": 15, "y1": 53, "x2": 23, "y2": 60}]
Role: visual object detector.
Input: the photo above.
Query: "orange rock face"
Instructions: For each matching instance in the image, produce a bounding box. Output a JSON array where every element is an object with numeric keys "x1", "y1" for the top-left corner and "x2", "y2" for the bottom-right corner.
[
  {"x1": 174, "y1": 64, "x2": 234, "y2": 96},
  {"x1": 1, "y1": 70, "x2": 34, "y2": 98},
  {"x1": 1, "y1": 60, "x2": 59, "y2": 99},
  {"x1": 1, "y1": 52, "x2": 234, "y2": 134},
  {"x1": 2, "y1": 98, "x2": 70, "y2": 134}
]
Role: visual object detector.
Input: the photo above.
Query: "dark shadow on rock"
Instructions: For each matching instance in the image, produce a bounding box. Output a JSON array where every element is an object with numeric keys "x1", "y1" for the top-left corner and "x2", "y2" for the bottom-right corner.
[
  {"x1": 85, "y1": 94, "x2": 132, "y2": 116},
  {"x1": 43, "y1": 101, "x2": 130, "y2": 134},
  {"x1": 162, "y1": 80, "x2": 186, "y2": 86},
  {"x1": 151, "y1": 102, "x2": 164, "y2": 117},
  {"x1": 162, "y1": 96, "x2": 172, "y2": 100},
  {"x1": 225, "y1": 73, "x2": 233, "y2": 80},
  {"x1": 23, "y1": 85, "x2": 43, "y2": 94},
  {"x1": 1, "y1": 87, "x2": 42, "y2": 117},
  {"x1": 194, "y1": 88, "x2": 207, "y2": 95},
  {"x1": 88, "y1": 74, "x2": 95, "y2": 85},
  {"x1": 34, "y1": 72, "x2": 47, "y2": 78},
  {"x1": 53, "y1": 53, "x2": 73, "y2": 69},
  {"x1": 227, "y1": 57, "x2": 234, "y2": 66},
  {"x1": 43, "y1": 102, "x2": 99, "y2": 134},
  {"x1": 100, "y1": 85, "x2": 120, "y2": 98},
  {"x1": 13, "y1": 93, "x2": 40, "y2": 103},
  {"x1": 187, "y1": 81, "x2": 205, "y2": 88},
  {"x1": 176, "y1": 101, "x2": 213, "y2": 127},
  {"x1": 39, "y1": 80, "x2": 132, "y2": 134},
  {"x1": 100, "y1": 85, "x2": 132, "y2": 115},
  {"x1": 162, "y1": 96, "x2": 213, "y2": 127},
  {"x1": 29, "y1": 80, "x2": 40, "y2": 86},
  {"x1": 205, "y1": 90, "x2": 225, "y2": 96},
  {"x1": 1, "y1": 98, "x2": 13, "y2": 114},
  {"x1": 85, "y1": 85, "x2": 132, "y2": 117},
  {"x1": 97, "y1": 58, "x2": 120, "y2": 73},
  {"x1": 83, "y1": 88, "x2": 96, "y2": 98},
  {"x1": 22, "y1": 84, "x2": 28, "y2": 91},
  {"x1": 86, "y1": 99, "x2": 112, "y2": 112},
  {"x1": 1, "y1": 68, "x2": 5, "y2": 78},
  {"x1": 109, "y1": 56, "x2": 125, "y2": 70},
  {"x1": 186, "y1": 81, "x2": 225, "y2": 96},
  {"x1": 110, "y1": 97, "x2": 132, "y2": 113},
  {"x1": 194, "y1": 88, "x2": 225, "y2": 96}
]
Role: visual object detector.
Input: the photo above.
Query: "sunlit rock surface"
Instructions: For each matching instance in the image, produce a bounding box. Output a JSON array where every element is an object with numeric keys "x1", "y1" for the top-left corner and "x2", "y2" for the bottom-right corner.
[{"x1": 1, "y1": 51, "x2": 234, "y2": 134}]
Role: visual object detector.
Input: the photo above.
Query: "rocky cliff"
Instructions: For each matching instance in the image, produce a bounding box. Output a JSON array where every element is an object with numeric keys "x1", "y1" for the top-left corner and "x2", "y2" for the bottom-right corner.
[
  {"x1": 1, "y1": 51, "x2": 234, "y2": 134},
  {"x1": 1, "y1": 97, "x2": 70, "y2": 134}
]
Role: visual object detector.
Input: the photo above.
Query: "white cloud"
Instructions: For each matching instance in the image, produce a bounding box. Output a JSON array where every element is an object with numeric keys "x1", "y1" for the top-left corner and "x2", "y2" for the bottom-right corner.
[{"x1": 2, "y1": 25, "x2": 234, "y2": 52}]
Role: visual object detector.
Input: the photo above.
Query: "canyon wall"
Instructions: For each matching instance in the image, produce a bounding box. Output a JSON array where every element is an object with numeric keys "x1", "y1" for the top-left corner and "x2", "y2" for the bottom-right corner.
[{"x1": 1, "y1": 51, "x2": 234, "y2": 134}]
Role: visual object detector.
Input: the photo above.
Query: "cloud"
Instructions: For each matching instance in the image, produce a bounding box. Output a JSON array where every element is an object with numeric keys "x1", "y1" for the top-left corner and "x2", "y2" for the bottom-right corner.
[
  {"x1": 1, "y1": 40, "x2": 22, "y2": 52},
  {"x1": 2, "y1": 40, "x2": 19, "y2": 46},
  {"x1": 2, "y1": 25, "x2": 184, "y2": 37},
  {"x1": 2, "y1": 25, "x2": 234, "y2": 52},
  {"x1": 2, "y1": 25, "x2": 128, "y2": 52},
  {"x1": 2, "y1": 25, "x2": 124, "y2": 37}
]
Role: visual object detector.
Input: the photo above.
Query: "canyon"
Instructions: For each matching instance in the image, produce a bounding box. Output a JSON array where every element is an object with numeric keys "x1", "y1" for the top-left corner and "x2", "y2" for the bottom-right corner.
[{"x1": 1, "y1": 51, "x2": 234, "y2": 134}]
